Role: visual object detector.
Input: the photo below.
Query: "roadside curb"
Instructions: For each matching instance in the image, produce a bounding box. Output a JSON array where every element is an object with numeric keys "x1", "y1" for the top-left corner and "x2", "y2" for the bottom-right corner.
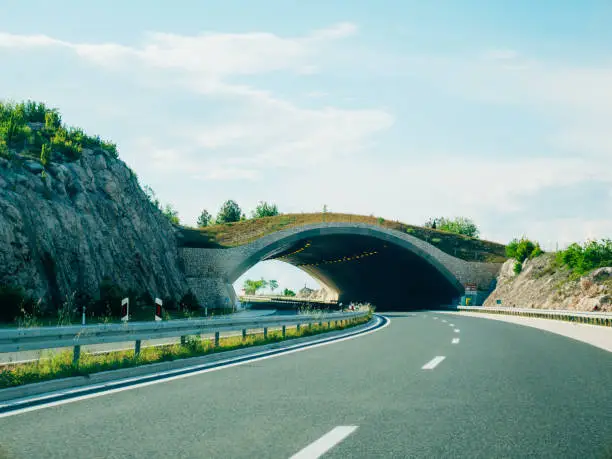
[
  {"x1": 439, "y1": 310, "x2": 612, "y2": 353},
  {"x1": 0, "y1": 316, "x2": 380, "y2": 405}
]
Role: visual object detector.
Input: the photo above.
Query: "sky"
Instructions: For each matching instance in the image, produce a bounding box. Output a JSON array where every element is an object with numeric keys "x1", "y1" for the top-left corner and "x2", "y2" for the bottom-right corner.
[{"x1": 1, "y1": 0, "x2": 611, "y2": 294}]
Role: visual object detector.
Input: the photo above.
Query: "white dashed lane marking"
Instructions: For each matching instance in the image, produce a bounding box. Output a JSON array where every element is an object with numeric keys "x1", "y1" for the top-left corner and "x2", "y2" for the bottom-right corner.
[
  {"x1": 290, "y1": 426, "x2": 359, "y2": 459},
  {"x1": 422, "y1": 356, "x2": 446, "y2": 370}
]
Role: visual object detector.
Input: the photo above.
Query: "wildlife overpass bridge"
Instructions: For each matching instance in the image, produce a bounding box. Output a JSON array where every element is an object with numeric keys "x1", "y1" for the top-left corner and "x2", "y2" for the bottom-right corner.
[{"x1": 175, "y1": 216, "x2": 505, "y2": 311}]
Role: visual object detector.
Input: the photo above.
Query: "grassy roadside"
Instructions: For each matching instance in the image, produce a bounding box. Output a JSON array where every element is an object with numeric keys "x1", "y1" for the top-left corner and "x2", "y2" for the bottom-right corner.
[{"x1": 0, "y1": 314, "x2": 372, "y2": 389}]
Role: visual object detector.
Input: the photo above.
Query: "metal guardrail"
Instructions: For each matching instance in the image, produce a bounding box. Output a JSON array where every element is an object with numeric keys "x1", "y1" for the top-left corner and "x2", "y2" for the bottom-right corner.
[
  {"x1": 0, "y1": 311, "x2": 369, "y2": 365},
  {"x1": 239, "y1": 295, "x2": 337, "y2": 305},
  {"x1": 456, "y1": 306, "x2": 612, "y2": 326}
]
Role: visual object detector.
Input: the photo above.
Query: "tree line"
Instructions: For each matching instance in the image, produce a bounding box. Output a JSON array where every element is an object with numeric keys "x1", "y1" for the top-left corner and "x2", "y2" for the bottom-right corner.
[{"x1": 242, "y1": 278, "x2": 295, "y2": 297}]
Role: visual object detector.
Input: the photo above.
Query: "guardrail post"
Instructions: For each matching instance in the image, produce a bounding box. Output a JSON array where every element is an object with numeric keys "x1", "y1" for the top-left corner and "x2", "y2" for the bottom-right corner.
[
  {"x1": 215, "y1": 331, "x2": 220, "y2": 347},
  {"x1": 282, "y1": 325, "x2": 286, "y2": 338},
  {"x1": 242, "y1": 329, "x2": 247, "y2": 340},
  {"x1": 135, "y1": 340, "x2": 141, "y2": 357},
  {"x1": 73, "y1": 345, "x2": 81, "y2": 367},
  {"x1": 264, "y1": 327, "x2": 268, "y2": 339},
  {"x1": 180, "y1": 336, "x2": 186, "y2": 346},
  {"x1": 297, "y1": 323, "x2": 301, "y2": 333}
]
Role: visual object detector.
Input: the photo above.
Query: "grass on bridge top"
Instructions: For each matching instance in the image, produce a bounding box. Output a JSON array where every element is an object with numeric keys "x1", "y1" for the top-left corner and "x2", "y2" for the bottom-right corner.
[{"x1": 177, "y1": 213, "x2": 507, "y2": 263}]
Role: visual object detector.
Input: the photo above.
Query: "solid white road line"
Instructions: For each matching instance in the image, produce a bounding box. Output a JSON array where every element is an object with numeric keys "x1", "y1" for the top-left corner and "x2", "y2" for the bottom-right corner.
[
  {"x1": 422, "y1": 356, "x2": 446, "y2": 370},
  {"x1": 452, "y1": 338, "x2": 460, "y2": 344},
  {"x1": 0, "y1": 317, "x2": 390, "y2": 419},
  {"x1": 290, "y1": 426, "x2": 359, "y2": 459},
  {"x1": 454, "y1": 329, "x2": 460, "y2": 333}
]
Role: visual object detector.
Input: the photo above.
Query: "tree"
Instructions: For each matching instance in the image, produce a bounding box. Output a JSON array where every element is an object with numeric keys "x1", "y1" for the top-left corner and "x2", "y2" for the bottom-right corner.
[
  {"x1": 424, "y1": 217, "x2": 480, "y2": 238},
  {"x1": 251, "y1": 201, "x2": 279, "y2": 218},
  {"x1": 269, "y1": 280, "x2": 278, "y2": 293},
  {"x1": 216, "y1": 200, "x2": 242, "y2": 224},
  {"x1": 243, "y1": 278, "x2": 268, "y2": 295},
  {"x1": 283, "y1": 288, "x2": 296, "y2": 297},
  {"x1": 40, "y1": 143, "x2": 51, "y2": 167},
  {"x1": 162, "y1": 204, "x2": 180, "y2": 225},
  {"x1": 197, "y1": 209, "x2": 212, "y2": 227}
]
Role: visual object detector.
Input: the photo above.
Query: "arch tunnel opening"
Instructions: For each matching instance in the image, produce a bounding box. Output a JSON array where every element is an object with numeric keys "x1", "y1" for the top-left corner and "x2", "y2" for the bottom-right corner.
[{"x1": 234, "y1": 233, "x2": 463, "y2": 312}]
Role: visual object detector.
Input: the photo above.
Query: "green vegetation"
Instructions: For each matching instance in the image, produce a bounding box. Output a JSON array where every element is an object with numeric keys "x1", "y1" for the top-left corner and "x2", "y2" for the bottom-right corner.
[
  {"x1": 556, "y1": 239, "x2": 612, "y2": 277},
  {"x1": 505, "y1": 237, "x2": 543, "y2": 275},
  {"x1": 424, "y1": 216, "x2": 480, "y2": 238},
  {"x1": 197, "y1": 209, "x2": 212, "y2": 227},
  {"x1": 268, "y1": 279, "x2": 279, "y2": 293},
  {"x1": 0, "y1": 276, "x2": 227, "y2": 325},
  {"x1": 0, "y1": 314, "x2": 372, "y2": 388},
  {"x1": 162, "y1": 204, "x2": 180, "y2": 225},
  {"x1": 251, "y1": 201, "x2": 279, "y2": 218},
  {"x1": 283, "y1": 288, "x2": 296, "y2": 297},
  {"x1": 0, "y1": 100, "x2": 118, "y2": 163},
  {"x1": 142, "y1": 184, "x2": 181, "y2": 225},
  {"x1": 513, "y1": 262, "x2": 523, "y2": 275},
  {"x1": 183, "y1": 213, "x2": 507, "y2": 263},
  {"x1": 243, "y1": 278, "x2": 268, "y2": 295},
  {"x1": 216, "y1": 200, "x2": 242, "y2": 224},
  {"x1": 506, "y1": 237, "x2": 543, "y2": 261}
]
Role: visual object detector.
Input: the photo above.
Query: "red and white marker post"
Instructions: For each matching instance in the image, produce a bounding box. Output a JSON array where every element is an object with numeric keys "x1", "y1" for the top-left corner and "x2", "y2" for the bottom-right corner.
[
  {"x1": 155, "y1": 298, "x2": 163, "y2": 321},
  {"x1": 121, "y1": 297, "x2": 129, "y2": 322}
]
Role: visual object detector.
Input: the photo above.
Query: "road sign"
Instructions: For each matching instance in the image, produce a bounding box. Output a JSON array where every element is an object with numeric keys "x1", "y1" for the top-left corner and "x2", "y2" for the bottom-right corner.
[
  {"x1": 465, "y1": 283, "x2": 477, "y2": 293},
  {"x1": 155, "y1": 298, "x2": 163, "y2": 321},
  {"x1": 121, "y1": 297, "x2": 129, "y2": 322}
]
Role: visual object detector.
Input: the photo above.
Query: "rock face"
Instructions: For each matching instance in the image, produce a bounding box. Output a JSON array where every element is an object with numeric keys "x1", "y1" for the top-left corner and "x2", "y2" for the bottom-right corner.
[
  {"x1": 0, "y1": 148, "x2": 188, "y2": 311},
  {"x1": 484, "y1": 254, "x2": 612, "y2": 312},
  {"x1": 296, "y1": 286, "x2": 339, "y2": 302}
]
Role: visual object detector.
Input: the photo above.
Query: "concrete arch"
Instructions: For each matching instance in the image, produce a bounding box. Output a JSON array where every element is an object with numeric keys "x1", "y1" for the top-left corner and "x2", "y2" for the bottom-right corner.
[
  {"x1": 179, "y1": 222, "x2": 502, "y2": 310},
  {"x1": 227, "y1": 223, "x2": 465, "y2": 294}
]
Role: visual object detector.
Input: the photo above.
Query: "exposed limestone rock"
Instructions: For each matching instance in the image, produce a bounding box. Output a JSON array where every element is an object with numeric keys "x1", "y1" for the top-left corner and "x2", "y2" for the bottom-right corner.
[
  {"x1": 296, "y1": 286, "x2": 339, "y2": 302},
  {"x1": 0, "y1": 148, "x2": 188, "y2": 312},
  {"x1": 484, "y1": 254, "x2": 612, "y2": 312}
]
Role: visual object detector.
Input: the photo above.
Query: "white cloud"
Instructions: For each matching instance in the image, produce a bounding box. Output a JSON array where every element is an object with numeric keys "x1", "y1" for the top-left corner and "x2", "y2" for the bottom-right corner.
[
  {"x1": 0, "y1": 33, "x2": 66, "y2": 48},
  {"x1": 0, "y1": 25, "x2": 389, "y2": 179}
]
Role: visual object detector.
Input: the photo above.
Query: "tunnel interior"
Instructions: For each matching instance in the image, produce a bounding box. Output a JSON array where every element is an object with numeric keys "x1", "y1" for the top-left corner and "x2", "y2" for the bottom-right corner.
[{"x1": 265, "y1": 234, "x2": 462, "y2": 311}]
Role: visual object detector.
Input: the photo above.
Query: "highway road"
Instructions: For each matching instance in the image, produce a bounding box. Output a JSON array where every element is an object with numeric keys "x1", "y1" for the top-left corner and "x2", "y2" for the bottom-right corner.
[{"x1": 1, "y1": 311, "x2": 611, "y2": 458}]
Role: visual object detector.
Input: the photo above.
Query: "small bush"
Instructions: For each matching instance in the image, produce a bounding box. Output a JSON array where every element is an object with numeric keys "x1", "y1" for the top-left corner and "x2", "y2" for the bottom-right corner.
[
  {"x1": 556, "y1": 239, "x2": 612, "y2": 275},
  {"x1": 513, "y1": 261, "x2": 523, "y2": 275},
  {"x1": 506, "y1": 237, "x2": 543, "y2": 263}
]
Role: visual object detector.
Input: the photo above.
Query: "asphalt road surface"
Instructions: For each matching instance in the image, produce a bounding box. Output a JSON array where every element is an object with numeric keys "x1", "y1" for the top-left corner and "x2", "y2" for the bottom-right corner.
[{"x1": 1, "y1": 311, "x2": 611, "y2": 458}]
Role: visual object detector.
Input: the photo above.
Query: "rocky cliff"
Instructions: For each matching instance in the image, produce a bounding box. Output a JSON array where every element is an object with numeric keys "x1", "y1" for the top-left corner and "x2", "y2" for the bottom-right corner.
[
  {"x1": 296, "y1": 286, "x2": 339, "y2": 302},
  {"x1": 484, "y1": 254, "x2": 612, "y2": 312},
  {"x1": 0, "y1": 146, "x2": 188, "y2": 313}
]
